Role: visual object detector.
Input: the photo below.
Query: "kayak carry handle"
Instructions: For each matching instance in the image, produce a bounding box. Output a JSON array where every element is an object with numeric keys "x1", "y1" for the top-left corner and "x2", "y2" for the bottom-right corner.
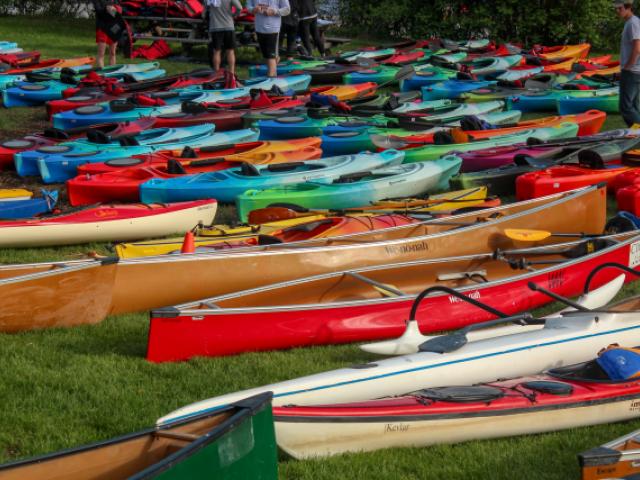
[{"x1": 582, "y1": 262, "x2": 640, "y2": 294}]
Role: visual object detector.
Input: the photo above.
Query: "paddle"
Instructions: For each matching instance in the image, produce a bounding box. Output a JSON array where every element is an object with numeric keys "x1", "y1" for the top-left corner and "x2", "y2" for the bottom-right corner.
[{"x1": 504, "y1": 228, "x2": 593, "y2": 242}]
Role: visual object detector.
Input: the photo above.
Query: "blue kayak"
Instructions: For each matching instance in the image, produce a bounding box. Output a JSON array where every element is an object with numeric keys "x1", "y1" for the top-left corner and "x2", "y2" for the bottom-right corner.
[
  {"x1": 0, "y1": 190, "x2": 58, "y2": 219},
  {"x1": 400, "y1": 67, "x2": 459, "y2": 92},
  {"x1": 422, "y1": 80, "x2": 497, "y2": 100},
  {"x1": 139, "y1": 149, "x2": 405, "y2": 204},
  {"x1": 35, "y1": 128, "x2": 259, "y2": 184}
]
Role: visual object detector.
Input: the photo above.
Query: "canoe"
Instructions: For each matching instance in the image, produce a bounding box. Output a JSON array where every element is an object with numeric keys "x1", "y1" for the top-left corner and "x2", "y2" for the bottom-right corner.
[
  {"x1": 157, "y1": 271, "x2": 640, "y2": 424},
  {"x1": 421, "y1": 80, "x2": 497, "y2": 100},
  {"x1": 275, "y1": 353, "x2": 640, "y2": 459},
  {"x1": 0, "y1": 185, "x2": 607, "y2": 331},
  {"x1": 75, "y1": 137, "x2": 323, "y2": 175},
  {"x1": 516, "y1": 165, "x2": 633, "y2": 200},
  {"x1": 579, "y1": 426, "x2": 640, "y2": 479},
  {"x1": 67, "y1": 148, "x2": 323, "y2": 205},
  {"x1": 0, "y1": 190, "x2": 57, "y2": 219},
  {"x1": 139, "y1": 150, "x2": 405, "y2": 204},
  {"x1": 118, "y1": 214, "x2": 418, "y2": 259},
  {"x1": 147, "y1": 232, "x2": 638, "y2": 361},
  {"x1": 235, "y1": 156, "x2": 462, "y2": 221},
  {"x1": 116, "y1": 188, "x2": 492, "y2": 259},
  {"x1": 0, "y1": 199, "x2": 217, "y2": 249},
  {"x1": 0, "y1": 393, "x2": 277, "y2": 480},
  {"x1": 36, "y1": 128, "x2": 261, "y2": 183},
  {"x1": 400, "y1": 122, "x2": 580, "y2": 163},
  {"x1": 0, "y1": 189, "x2": 31, "y2": 201},
  {"x1": 0, "y1": 118, "x2": 157, "y2": 169},
  {"x1": 557, "y1": 91, "x2": 619, "y2": 114}
]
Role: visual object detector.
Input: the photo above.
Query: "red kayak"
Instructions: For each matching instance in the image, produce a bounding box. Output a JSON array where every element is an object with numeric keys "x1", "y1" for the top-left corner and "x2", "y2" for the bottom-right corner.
[
  {"x1": 75, "y1": 138, "x2": 324, "y2": 175},
  {"x1": 617, "y1": 184, "x2": 640, "y2": 215},
  {"x1": 46, "y1": 69, "x2": 227, "y2": 117},
  {"x1": 516, "y1": 165, "x2": 634, "y2": 200},
  {"x1": 67, "y1": 146, "x2": 323, "y2": 205},
  {"x1": 273, "y1": 355, "x2": 640, "y2": 458},
  {"x1": 0, "y1": 51, "x2": 41, "y2": 67},
  {"x1": 0, "y1": 118, "x2": 156, "y2": 170},
  {"x1": 146, "y1": 232, "x2": 637, "y2": 361},
  {"x1": 380, "y1": 50, "x2": 426, "y2": 66}
]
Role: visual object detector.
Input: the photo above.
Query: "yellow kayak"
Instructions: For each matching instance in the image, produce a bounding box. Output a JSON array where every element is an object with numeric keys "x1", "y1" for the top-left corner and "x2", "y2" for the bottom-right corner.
[
  {"x1": 357, "y1": 187, "x2": 489, "y2": 213},
  {"x1": 114, "y1": 214, "x2": 328, "y2": 258},
  {"x1": 0, "y1": 189, "x2": 32, "y2": 201}
]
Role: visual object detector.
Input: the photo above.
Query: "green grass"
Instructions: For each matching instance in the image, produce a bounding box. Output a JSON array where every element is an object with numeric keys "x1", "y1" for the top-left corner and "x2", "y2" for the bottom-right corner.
[{"x1": 0, "y1": 16, "x2": 637, "y2": 479}]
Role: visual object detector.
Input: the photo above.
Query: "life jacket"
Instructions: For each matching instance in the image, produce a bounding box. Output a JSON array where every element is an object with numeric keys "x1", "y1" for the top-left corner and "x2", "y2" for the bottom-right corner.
[
  {"x1": 131, "y1": 39, "x2": 172, "y2": 60},
  {"x1": 597, "y1": 346, "x2": 640, "y2": 380}
]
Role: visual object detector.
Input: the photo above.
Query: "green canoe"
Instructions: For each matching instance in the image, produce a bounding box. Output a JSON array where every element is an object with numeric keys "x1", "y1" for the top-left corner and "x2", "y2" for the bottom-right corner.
[{"x1": 0, "y1": 393, "x2": 277, "y2": 479}]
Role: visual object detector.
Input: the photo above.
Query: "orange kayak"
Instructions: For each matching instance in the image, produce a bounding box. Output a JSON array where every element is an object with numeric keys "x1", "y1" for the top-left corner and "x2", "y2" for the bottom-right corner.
[
  {"x1": 1, "y1": 56, "x2": 94, "y2": 74},
  {"x1": 535, "y1": 43, "x2": 590, "y2": 61}
]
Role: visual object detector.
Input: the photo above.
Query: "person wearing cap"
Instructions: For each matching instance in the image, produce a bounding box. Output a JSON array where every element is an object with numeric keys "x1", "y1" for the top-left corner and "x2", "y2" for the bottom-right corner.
[{"x1": 616, "y1": 0, "x2": 640, "y2": 126}]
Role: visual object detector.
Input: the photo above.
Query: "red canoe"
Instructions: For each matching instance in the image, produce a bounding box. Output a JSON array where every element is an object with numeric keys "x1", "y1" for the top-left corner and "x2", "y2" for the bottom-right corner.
[
  {"x1": 273, "y1": 356, "x2": 640, "y2": 458},
  {"x1": 75, "y1": 138, "x2": 324, "y2": 175},
  {"x1": 67, "y1": 146, "x2": 323, "y2": 205},
  {"x1": 146, "y1": 232, "x2": 640, "y2": 362},
  {"x1": 516, "y1": 165, "x2": 634, "y2": 200},
  {"x1": 0, "y1": 118, "x2": 156, "y2": 170}
]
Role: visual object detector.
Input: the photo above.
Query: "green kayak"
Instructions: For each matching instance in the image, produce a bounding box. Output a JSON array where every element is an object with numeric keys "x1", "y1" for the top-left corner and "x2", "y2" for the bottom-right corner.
[{"x1": 402, "y1": 121, "x2": 580, "y2": 163}]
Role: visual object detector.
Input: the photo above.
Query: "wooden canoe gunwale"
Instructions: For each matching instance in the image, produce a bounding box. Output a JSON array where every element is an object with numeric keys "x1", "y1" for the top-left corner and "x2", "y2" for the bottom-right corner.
[
  {"x1": 0, "y1": 393, "x2": 272, "y2": 480},
  {"x1": 157, "y1": 231, "x2": 640, "y2": 316}
]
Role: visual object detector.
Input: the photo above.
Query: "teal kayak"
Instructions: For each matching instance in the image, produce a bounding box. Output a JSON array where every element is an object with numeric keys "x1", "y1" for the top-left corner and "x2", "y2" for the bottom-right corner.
[
  {"x1": 139, "y1": 149, "x2": 405, "y2": 204},
  {"x1": 235, "y1": 155, "x2": 462, "y2": 221},
  {"x1": 557, "y1": 91, "x2": 619, "y2": 114},
  {"x1": 507, "y1": 86, "x2": 619, "y2": 112},
  {"x1": 400, "y1": 66, "x2": 459, "y2": 92}
]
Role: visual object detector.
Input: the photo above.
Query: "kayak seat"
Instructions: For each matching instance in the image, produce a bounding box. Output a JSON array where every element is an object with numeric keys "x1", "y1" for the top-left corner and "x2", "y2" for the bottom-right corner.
[
  {"x1": 119, "y1": 136, "x2": 140, "y2": 147},
  {"x1": 283, "y1": 219, "x2": 335, "y2": 233},
  {"x1": 415, "y1": 386, "x2": 505, "y2": 403},
  {"x1": 239, "y1": 162, "x2": 260, "y2": 177},
  {"x1": 181, "y1": 101, "x2": 207, "y2": 114},
  {"x1": 433, "y1": 131, "x2": 455, "y2": 145},
  {"x1": 257, "y1": 234, "x2": 283, "y2": 245},
  {"x1": 436, "y1": 270, "x2": 488, "y2": 283},
  {"x1": 110, "y1": 99, "x2": 135, "y2": 113},
  {"x1": 166, "y1": 159, "x2": 187, "y2": 175},
  {"x1": 86, "y1": 129, "x2": 111, "y2": 144},
  {"x1": 266, "y1": 162, "x2": 304, "y2": 172}
]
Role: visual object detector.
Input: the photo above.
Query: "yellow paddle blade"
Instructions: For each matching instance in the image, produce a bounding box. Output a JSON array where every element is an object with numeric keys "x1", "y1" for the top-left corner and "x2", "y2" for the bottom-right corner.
[{"x1": 504, "y1": 228, "x2": 552, "y2": 242}]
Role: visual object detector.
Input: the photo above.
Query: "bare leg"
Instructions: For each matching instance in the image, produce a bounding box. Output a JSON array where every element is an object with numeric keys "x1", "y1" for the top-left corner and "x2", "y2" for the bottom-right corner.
[
  {"x1": 213, "y1": 49, "x2": 222, "y2": 71},
  {"x1": 226, "y1": 49, "x2": 236, "y2": 74},
  {"x1": 267, "y1": 58, "x2": 277, "y2": 77},
  {"x1": 96, "y1": 42, "x2": 106, "y2": 69},
  {"x1": 108, "y1": 43, "x2": 117, "y2": 66}
]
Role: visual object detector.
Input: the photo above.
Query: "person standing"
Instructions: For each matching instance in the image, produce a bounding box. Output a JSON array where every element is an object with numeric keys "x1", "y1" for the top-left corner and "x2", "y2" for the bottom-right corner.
[
  {"x1": 204, "y1": 0, "x2": 242, "y2": 74},
  {"x1": 616, "y1": 0, "x2": 640, "y2": 126},
  {"x1": 91, "y1": 0, "x2": 120, "y2": 69},
  {"x1": 298, "y1": 0, "x2": 325, "y2": 57},
  {"x1": 247, "y1": 0, "x2": 291, "y2": 77},
  {"x1": 280, "y1": 0, "x2": 300, "y2": 59}
]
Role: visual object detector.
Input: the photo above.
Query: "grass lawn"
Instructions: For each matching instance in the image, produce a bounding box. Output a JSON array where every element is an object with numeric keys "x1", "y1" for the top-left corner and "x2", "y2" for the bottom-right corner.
[{"x1": 0, "y1": 16, "x2": 638, "y2": 479}]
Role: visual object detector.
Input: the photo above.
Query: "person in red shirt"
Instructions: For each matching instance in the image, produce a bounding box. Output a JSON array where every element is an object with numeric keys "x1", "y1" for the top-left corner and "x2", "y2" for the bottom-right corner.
[{"x1": 92, "y1": 0, "x2": 121, "y2": 68}]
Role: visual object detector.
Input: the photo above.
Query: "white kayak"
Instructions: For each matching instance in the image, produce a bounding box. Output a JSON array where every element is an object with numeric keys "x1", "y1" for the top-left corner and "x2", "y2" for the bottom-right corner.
[{"x1": 157, "y1": 275, "x2": 634, "y2": 425}]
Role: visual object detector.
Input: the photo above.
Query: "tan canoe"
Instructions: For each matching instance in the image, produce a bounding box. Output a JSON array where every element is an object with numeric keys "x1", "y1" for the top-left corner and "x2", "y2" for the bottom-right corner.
[{"x1": 0, "y1": 185, "x2": 606, "y2": 332}]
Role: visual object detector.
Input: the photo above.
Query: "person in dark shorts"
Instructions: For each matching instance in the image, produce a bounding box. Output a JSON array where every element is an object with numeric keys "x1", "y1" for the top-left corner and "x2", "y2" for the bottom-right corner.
[
  {"x1": 298, "y1": 0, "x2": 325, "y2": 57},
  {"x1": 247, "y1": 0, "x2": 291, "y2": 76},
  {"x1": 204, "y1": 0, "x2": 242, "y2": 74},
  {"x1": 91, "y1": 0, "x2": 120, "y2": 68},
  {"x1": 616, "y1": 0, "x2": 640, "y2": 126},
  {"x1": 280, "y1": 0, "x2": 299, "y2": 59}
]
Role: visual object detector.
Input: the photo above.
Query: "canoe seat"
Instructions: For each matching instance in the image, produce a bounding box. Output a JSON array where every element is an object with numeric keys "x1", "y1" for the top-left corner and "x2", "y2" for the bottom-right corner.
[
  {"x1": 437, "y1": 270, "x2": 488, "y2": 283},
  {"x1": 373, "y1": 283, "x2": 402, "y2": 298},
  {"x1": 155, "y1": 431, "x2": 198, "y2": 442},
  {"x1": 345, "y1": 271, "x2": 405, "y2": 297}
]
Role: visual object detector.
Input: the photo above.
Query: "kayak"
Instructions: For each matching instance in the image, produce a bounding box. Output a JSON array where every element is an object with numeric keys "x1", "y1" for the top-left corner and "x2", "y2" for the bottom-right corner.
[
  {"x1": 311, "y1": 82, "x2": 379, "y2": 101},
  {"x1": 401, "y1": 122, "x2": 580, "y2": 163},
  {"x1": 0, "y1": 393, "x2": 278, "y2": 479},
  {"x1": 0, "y1": 189, "x2": 31, "y2": 201},
  {"x1": 34, "y1": 128, "x2": 260, "y2": 183},
  {"x1": 466, "y1": 54, "x2": 523, "y2": 77},
  {"x1": 507, "y1": 87, "x2": 619, "y2": 112},
  {"x1": 516, "y1": 164, "x2": 633, "y2": 200},
  {"x1": 495, "y1": 65, "x2": 544, "y2": 82},
  {"x1": 235, "y1": 156, "x2": 462, "y2": 221},
  {"x1": 0, "y1": 190, "x2": 57, "y2": 219},
  {"x1": 557, "y1": 91, "x2": 619, "y2": 114},
  {"x1": 0, "y1": 118, "x2": 156, "y2": 169},
  {"x1": 344, "y1": 65, "x2": 403, "y2": 85},
  {"x1": 139, "y1": 150, "x2": 405, "y2": 204},
  {"x1": 75, "y1": 137, "x2": 323, "y2": 175},
  {"x1": 0, "y1": 186, "x2": 607, "y2": 330},
  {"x1": 15, "y1": 122, "x2": 216, "y2": 177},
  {"x1": 0, "y1": 56, "x2": 94, "y2": 74},
  {"x1": 400, "y1": 66, "x2": 459, "y2": 92},
  {"x1": 579, "y1": 424, "x2": 640, "y2": 479},
  {"x1": 534, "y1": 43, "x2": 591, "y2": 60},
  {"x1": 183, "y1": 74, "x2": 312, "y2": 97},
  {"x1": 256, "y1": 114, "x2": 390, "y2": 141},
  {"x1": 67, "y1": 147, "x2": 323, "y2": 205},
  {"x1": 147, "y1": 234, "x2": 634, "y2": 361},
  {"x1": 0, "y1": 199, "x2": 217, "y2": 249},
  {"x1": 339, "y1": 48, "x2": 396, "y2": 63},
  {"x1": 422, "y1": 80, "x2": 496, "y2": 100},
  {"x1": 157, "y1": 266, "x2": 640, "y2": 423},
  {"x1": 303, "y1": 64, "x2": 364, "y2": 84},
  {"x1": 274, "y1": 351, "x2": 640, "y2": 458},
  {"x1": 452, "y1": 137, "x2": 640, "y2": 195},
  {"x1": 248, "y1": 59, "x2": 328, "y2": 77}
]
